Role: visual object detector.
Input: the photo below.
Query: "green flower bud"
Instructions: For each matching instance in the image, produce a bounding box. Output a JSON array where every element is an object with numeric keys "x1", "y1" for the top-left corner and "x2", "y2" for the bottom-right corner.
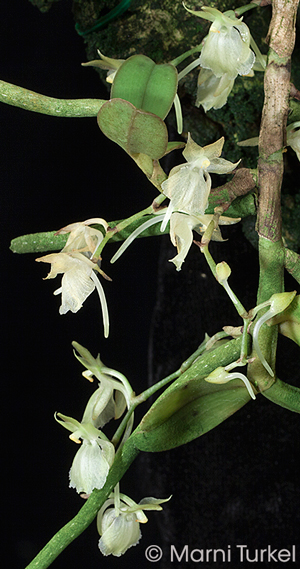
[
  {"x1": 252, "y1": 291, "x2": 297, "y2": 376},
  {"x1": 216, "y1": 261, "x2": 231, "y2": 282},
  {"x1": 205, "y1": 366, "x2": 256, "y2": 399}
]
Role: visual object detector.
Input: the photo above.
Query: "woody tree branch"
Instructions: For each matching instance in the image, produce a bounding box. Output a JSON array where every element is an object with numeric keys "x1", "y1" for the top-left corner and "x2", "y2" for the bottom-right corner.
[{"x1": 248, "y1": 0, "x2": 299, "y2": 393}]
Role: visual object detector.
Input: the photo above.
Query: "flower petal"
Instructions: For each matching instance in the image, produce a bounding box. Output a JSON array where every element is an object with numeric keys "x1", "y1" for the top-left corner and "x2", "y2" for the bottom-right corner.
[
  {"x1": 69, "y1": 439, "x2": 114, "y2": 494},
  {"x1": 98, "y1": 510, "x2": 141, "y2": 557}
]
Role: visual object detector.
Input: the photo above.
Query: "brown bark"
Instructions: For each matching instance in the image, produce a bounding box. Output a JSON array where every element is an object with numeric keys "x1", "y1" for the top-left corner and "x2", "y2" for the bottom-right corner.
[{"x1": 257, "y1": 0, "x2": 299, "y2": 241}]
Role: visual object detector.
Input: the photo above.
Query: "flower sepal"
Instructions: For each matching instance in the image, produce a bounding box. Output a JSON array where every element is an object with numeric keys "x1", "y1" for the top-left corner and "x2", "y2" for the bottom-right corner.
[
  {"x1": 55, "y1": 412, "x2": 115, "y2": 494},
  {"x1": 97, "y1": 493, "x2": 170, "y2": 557}
]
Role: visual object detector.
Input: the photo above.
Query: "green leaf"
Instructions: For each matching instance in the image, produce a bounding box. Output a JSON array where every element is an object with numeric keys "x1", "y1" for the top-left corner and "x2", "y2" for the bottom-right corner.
[
  {"x1": 132, "y1": 337, "x2": 252, "y2": 452},
  {"x1": 97, "y1": 98, "x2": 168, "y2": 159},
  {"x1": 133, "y1": 377, "x2": 251, "y2": 452},
  {"x1": 111, "y1": 54, "x2": 178, "y2": 120}
]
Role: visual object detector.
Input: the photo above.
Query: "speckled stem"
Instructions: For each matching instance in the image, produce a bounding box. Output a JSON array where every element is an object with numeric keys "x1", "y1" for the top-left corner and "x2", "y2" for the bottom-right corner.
[
  {"x1": 25, "y1": 439, "x2": 140, "y2": 569},
  {"x1": 0, "y1": 80, "x2": 104, "y2": 117}
]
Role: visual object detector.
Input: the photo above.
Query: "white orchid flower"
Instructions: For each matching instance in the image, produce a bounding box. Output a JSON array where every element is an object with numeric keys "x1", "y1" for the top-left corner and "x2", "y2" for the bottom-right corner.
[
  {"x1": 55, "y1": 413, "x2": 115, "y2": 494},
  {"x1": 97, "y1": 493, "x2": 170, "y2": 557},
  {"x1": 196, "y1": 68, "x2": 235, "y2": 112},
  {"x1": 110, "y1": 135, "x2": 240, "y2": 271},
  {"x1": 160, "y1": 134, "x2": 240, "y2": 230},
  {"x1": 185, "y1": 6, "x2": 255, "y2": 80},
  {"x1": 36, "y1": 218, "x2": 110, "y2": 337},
  {"x1": 72, "y1": 342, "x2": 133, "y2": 430},
  {"x1": 169, "y1": 211, "x2": 240, "y2": 271}
]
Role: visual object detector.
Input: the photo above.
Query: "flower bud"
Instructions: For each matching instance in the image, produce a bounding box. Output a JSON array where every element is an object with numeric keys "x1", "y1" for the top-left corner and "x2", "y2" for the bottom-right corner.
[{"x1": 216, "y1": 261, "x2": 231, "y2": 282}]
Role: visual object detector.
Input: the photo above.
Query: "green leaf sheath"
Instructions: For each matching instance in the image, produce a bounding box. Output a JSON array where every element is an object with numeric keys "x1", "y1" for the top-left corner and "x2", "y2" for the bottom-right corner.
[
  {"x1": 262, "y1": 378, "x2": 300, "y2": 413},
  {"x1": 248, "y1": 238, "x2": 285, "y2": 392},
  {"x1": 25, "y1": 439, "x2": 140, "y2": 569},
  {"x1": 0, "y1": 80, "x2": 104, "y2": 117},
  {"x1": 285, "y1": 248, "x2": 300, "y2": 285}
]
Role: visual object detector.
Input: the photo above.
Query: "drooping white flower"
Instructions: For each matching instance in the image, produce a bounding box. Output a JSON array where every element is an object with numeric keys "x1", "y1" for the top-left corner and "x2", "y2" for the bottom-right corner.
[
  {"x1": 160, "y1": 134, "x2": 240, "y2": 231},
  {"x1": 185, "y1": 6, "x2": 255, "y2": 80},
  {"x1": 72, "y1": 341, "x2": 133, "y2": 430},
  {"x1": 36, "y1": 219, "x2": 110, "y2": 337},
  {"x1": 169, "y1": 212, "x2": 240, "y2": 271},
  {"x1": 196, "y1": 68, "x2": 235, "y2": 112},
  {"x1": 110, "y1": 136, "x2": 240, "y2": 271},
  {"x1": 97, "y1": 493, "x2": 170, "y2": 557},
  {"x1": 55, "y1": 413, "x2": 115, "y2": 494}
]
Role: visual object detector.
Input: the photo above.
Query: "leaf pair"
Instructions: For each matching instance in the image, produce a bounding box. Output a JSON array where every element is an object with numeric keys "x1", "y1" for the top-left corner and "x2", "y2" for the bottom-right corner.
[{"x1": 97, "y1": 55, "x2": 178, "y2": 159}]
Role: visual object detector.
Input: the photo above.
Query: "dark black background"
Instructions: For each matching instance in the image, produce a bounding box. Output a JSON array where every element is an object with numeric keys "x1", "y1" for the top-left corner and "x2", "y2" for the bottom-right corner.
[
  {"x1": 2, "y1": 2, "x2": 300, "y2": 569},
  {"x1": 2, "y1": 2, "x2": 159, "y2": 568}
]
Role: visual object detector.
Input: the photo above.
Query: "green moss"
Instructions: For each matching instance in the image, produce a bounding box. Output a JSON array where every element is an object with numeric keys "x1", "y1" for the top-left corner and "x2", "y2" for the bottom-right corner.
[{"x1": 28, "y1": 0, "x2": 62, "y2": 12}]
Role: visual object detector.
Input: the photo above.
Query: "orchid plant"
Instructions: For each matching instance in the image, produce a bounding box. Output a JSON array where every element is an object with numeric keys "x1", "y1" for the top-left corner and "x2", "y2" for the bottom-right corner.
[{"x1": 3, "y1": 0, "x2": 300, "y2": 567}]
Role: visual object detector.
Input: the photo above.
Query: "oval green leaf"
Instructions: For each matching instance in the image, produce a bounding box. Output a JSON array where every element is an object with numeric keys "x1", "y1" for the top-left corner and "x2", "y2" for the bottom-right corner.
[
  {"x1": 97, "y1": 98, "x2": 168, "y2": 159},
  {"x1": 133, "y1": 378, "x2": 251, "y2": 452},
  {"x1": 111, "y1": 54, "x2": 178, "y2": 120}
]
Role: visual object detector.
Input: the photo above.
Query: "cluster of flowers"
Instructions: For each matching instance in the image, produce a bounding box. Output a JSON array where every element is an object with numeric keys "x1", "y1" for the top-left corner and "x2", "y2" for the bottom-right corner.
[
  {"x1": 36, "y1": 136, "x2": 241, "y2": 332},
  {"x1": 55, "y1": 342, "x2": 169, "y2": 556},
  {"x1": 31, "y1": 3, "x2": 300, "y2": 559},
  {"x1": 111, "y1": 135, "x2": 241, "y2": 271}
]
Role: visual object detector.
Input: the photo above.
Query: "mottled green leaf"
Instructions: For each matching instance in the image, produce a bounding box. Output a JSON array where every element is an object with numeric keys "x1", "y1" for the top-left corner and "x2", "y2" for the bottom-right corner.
[
  {"x1": 97, "y1": 98, "x2": 168, "y2": 159},
  {"x1": 111, "y1": 54, "x2": 178, "y2": 120}
]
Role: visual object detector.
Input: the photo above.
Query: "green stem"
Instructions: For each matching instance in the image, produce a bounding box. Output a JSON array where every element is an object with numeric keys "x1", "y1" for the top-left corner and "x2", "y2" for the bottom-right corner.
[
  {"x1": 170, "y1": 44, "x2": 203, "y2": 67},
  {"x1": 10, "y1": 212, "x2": 169, "y2": 255},
  {"x1": 25, "y1": 437, "x2": 140, "y2": 569},
  {"x1": 0, "y1": 80, "x2": 104, "y2": 117},
  {"x1": 201, "y1": 241, "x2": 217, "y2": 279},
  {"x1": 284, "y1": 248, "x2": 300, "y2": 285},
  {"x1": 234, "y1": 2, "x2": 259, "y2": 16},
  {"x1": 10, "y1": 192, "x2": 255, "y2": 256},
  {"x1": 262, "y1": 377, "x2": 300, "y2": 413},
  {"x1": 240, "y1": 318, "x2": 251, "y2": 361},
  {"x1": 112, "y1": 369, "x2": 181, "y2": 446},
  {"x1": 93, "y1": 204, "x2": 155, "y2": 258}
]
